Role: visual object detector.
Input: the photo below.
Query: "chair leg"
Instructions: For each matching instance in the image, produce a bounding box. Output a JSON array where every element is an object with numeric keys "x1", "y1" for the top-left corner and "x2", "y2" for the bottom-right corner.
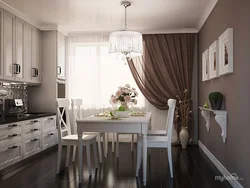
[
  {"x1": 131, "y1": 134, "x2": 134, "y2": 152},
  {"x1": 103, "y1": 134, "x2": 107, "y2": 158},
  {"x1": 112, "y1": 133, "x2": 115, "y2": 153},
  {"x1": 116, "y1": 133, "x2": 119, "y2": 158},
  {"x1": 136, "y1": 139, "x2": 142, "y2": 177},
  {"x1": 93, "y1": 142, "x2": 99, "y2": 168},
  {"x1": 105, "y1": 133, "x2": 108, "y2": 156},
  {"x1": 86, "y1": 144, "x2": 92, "y2": 176},
  {"x1": 97, "y1": 134, "x2": 103, "y2": 163},
  {"x1": 66, "y1": 146, "x2": 71, "y2": 168},
  {"x1": 56, "y1": 144, "x2": 62, "y2": 174},
  {"x1": 168, "y1": 146, "x2": 173, "y2": 178},
  {"x1": 72, "y1": 146, "x2": 76, "y2": 162}
]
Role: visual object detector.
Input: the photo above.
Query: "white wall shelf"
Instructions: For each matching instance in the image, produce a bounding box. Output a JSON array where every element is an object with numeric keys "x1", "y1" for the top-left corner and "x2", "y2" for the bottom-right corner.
[{"x1": 199, "y1": 107, "x2": 227, "y2": 143}]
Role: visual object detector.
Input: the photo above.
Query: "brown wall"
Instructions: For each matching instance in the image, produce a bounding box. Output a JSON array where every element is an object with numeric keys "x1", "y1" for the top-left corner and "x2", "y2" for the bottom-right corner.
[{"x1": 198, "y1": 0, "x2": 250, "y2": 187}]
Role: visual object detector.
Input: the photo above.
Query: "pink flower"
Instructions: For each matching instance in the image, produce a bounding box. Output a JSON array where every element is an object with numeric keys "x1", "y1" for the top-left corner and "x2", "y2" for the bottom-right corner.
[
  {"x1": 124, "y1": 96, "x2": 131, "y2": 102},
  {"x1": 116, "y1": 90, "x2": 121, "y2": 97},
  {"x1": 132, "y1": 87, "x2": 136, "y2": 91},
  {"x1": 125, "y1": 84, "x2": 131, "y2": 88},
  {"x1": 111, "y1": 97, "x2": 118, "y2": 104}
]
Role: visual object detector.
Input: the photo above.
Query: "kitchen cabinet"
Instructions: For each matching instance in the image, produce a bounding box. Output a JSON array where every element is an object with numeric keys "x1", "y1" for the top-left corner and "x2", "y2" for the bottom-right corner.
[
  {"x1": 3, "y1": 11, "x2": 15, "y2": 80},
  {"x1": 57, "y1": 31, "x2": 66, "y2": 80},
  {"x1": 25, "y1": 24, "x2": 41, "y2": 83},
  {"x1": 3, "y1": 10, "x2": 26, "y2": 82},
  {"x1": 32, "y1": 27, "x2": 41, "y2": 83},
  {"x1": 15, "y1": 17, "x2": 25, "y2": 81},
  {"x1": 0, "y1": 115, "x2": 57, "y2": 170}
]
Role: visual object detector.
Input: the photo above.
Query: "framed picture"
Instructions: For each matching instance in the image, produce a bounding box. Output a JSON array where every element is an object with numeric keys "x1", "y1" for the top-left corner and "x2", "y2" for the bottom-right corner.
[
  {"x1": 202, "y1": 49, "x2": 209, "y2": 81},
  {"x1": 219, "y1": 28, "x2": 233, "y2": 75},
  {"x1": 209, "y1": 40, "x2": 219, "y2": 79}
]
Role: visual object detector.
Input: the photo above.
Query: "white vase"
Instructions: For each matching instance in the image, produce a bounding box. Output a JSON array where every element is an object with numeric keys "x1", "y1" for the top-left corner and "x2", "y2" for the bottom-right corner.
[
  {"x1": 120, "y1": 102, "x2": 129, "y2": 111},
  {"x1": 180, "y1": 127, "x2": 189, "y2": 149}
]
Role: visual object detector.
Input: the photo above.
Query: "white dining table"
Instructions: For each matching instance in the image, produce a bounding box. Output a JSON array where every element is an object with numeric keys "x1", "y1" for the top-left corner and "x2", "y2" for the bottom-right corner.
[{"x1": 76, "y1": 112, "x2": 151, "y2": 186}]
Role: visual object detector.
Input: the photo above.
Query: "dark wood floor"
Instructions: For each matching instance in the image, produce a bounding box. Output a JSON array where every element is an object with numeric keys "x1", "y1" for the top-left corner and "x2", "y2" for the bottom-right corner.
[{"x1": 0, "y1": 143, "x2": 232, "y2": 188}]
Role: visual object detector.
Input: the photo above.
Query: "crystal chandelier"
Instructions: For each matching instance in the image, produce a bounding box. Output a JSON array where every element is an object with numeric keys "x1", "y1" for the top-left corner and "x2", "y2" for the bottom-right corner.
[{"x1": 109, "y1": 1, "x2": 143, "y2": 57}]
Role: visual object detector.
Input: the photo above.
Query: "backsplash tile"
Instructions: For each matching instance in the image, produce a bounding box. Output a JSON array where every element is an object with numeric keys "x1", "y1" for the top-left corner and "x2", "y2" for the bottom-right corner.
[{"x1": 0, "y1": 84, "x2": 28, "y2": 113}]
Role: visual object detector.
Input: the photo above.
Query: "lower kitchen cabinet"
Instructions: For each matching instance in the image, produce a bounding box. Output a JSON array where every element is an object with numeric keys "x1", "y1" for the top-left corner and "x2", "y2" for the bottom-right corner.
[{"x1": 0, "y1": 115, "x2": 57, "y2": 170}]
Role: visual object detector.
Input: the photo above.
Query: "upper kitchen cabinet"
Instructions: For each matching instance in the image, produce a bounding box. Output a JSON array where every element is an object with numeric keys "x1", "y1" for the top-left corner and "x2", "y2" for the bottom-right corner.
[
  {"x1": 3, "y1": 11, "x2": 15, "y2": 81},
  {"x1": 32, "y1": 27, "x2": 41, "y2": 83},
  {"x1": 3, "y1": 11, "x2": 26, "y2": 82},
  {"x1": 25, "y1": 24, "x2": 41, "y2": 84},
  {"x1": 57, "y1": 32, "x2": 66, "y2": 80}
]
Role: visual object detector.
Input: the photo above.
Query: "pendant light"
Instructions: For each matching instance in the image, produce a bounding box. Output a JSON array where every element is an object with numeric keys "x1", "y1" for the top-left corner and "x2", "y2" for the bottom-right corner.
[{"x1": 109, "y1": 1, "x2": 143, "y2": 57}]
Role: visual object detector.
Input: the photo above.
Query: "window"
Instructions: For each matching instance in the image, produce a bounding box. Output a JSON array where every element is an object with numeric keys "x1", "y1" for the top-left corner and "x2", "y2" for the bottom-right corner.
[{"x1": 68, "y1": 43, "x2": 145, "y2": 109}]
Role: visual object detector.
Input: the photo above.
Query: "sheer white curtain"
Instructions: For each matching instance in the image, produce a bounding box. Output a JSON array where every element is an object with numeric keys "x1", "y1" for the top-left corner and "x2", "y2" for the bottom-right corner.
[{"x1": 67, "y1": 34, "x2": 177, "y2": 141}]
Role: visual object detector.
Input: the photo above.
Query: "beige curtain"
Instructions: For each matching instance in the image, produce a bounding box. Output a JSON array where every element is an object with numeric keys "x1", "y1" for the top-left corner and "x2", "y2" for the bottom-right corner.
[{"x1": 127, "y1": 33, "x2": 196, "y2": 110}]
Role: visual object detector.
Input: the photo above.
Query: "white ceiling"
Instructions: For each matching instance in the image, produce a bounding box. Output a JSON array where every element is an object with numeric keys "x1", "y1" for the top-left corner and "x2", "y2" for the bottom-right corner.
[{"x1": 1, "y1": 0, "x2": 217, "y2": 35}]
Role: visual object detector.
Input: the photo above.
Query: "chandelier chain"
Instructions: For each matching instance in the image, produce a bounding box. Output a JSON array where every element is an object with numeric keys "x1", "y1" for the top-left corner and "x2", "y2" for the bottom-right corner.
[{"x1": 124, "y1": 5, "x2": 127, "y2": 30}]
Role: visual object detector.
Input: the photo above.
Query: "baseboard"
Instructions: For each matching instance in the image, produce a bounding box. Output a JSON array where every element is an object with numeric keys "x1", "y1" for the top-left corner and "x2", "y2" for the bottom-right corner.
[{"x1": 198, "y1": 140, "x2": 243, "y2": 188}]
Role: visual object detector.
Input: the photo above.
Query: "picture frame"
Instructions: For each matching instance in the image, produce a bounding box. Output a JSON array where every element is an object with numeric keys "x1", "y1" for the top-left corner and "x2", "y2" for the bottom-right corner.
[
  {"x1": 202, "y1": 49, "x2": 209, "y2": 81},
  {"x1": 209, "y1": 40, "x2": 219, "y2": 79},
  {"x1": 219, "y1": 28, "x2": 233, "y2": 75}
]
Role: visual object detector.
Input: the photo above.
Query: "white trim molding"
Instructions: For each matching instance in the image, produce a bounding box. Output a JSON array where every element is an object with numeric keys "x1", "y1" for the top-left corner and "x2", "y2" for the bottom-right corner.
[
  {"x1": 198, "y1": 140, "x2": 244, "y2": 188},
  {"x1": 196, "y1": 0, "x2": 219, "y2": 31}
]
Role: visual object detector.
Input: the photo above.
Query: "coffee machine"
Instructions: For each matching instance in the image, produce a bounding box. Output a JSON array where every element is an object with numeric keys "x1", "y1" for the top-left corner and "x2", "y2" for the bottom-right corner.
[{"x1": 4, "y1": 99, "x2": 25, "y2": 117}]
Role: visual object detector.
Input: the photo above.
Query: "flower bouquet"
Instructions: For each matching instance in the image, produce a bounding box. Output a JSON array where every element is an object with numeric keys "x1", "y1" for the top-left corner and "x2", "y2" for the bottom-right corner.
[{"x1": 110, "y1": 84, "x2": 138, "y2": 117}]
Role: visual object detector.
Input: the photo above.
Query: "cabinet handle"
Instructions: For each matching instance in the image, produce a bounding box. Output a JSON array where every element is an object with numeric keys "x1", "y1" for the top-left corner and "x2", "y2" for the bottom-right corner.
[
  {"x1": 18, "y1": 64, "x2": 21, "y2": 74},
  {"x1": 8, "y1": 145, "x2": 18, "y2": 150},
  {"x1": 30, "y1": 120, "x2": 38, "y2": 123},
  {"x1": 36, "y1": 68, "x2": 39, "y2": 77},
  {"x1": 30, "y1": 128, "x2": 39, "y2": 132},
  {"x1": 48, "y1": 117, "x2": 54, "y2": 120},
  {"x1": 14, "y1": 64, "x2": 18, "y2": 74},
  {"x1": 8, "y1": 134, "x2": 18, "y2": 137},
  {"x1": 48, "y1": 133, "x2": 54, "y2": 136},
  {"x1": 30, "y1": 138, "x2": 38, "y2": 142},
  {"x1": 58, "y1": 66, "x2": 61, "y2": 75},
  {"x1": 8, "y1": 124, "x2": 18, "y2": 128}
]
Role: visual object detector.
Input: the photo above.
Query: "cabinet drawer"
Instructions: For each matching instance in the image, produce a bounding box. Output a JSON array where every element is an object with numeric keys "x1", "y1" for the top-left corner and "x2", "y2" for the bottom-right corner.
[
  {"x1": 0, "y1": 133, "x2": 22, "y2": 148},
  {"x1": 23, "y1": 119, "x2": 42, "y2": 130},
  {"x1": 0, "y1": 122, "x2": 22, "y2": 137},
  {"x1": 42, "y1": 116, "x2": 56, "y2": 134},
  {"x1": 42, "y1": 130, "x2": 57, "y2": 150},
  {"x1": 0, "y1": 143, "x2": 22, "y2": 170},
  {"x1": 23, "y1": 137, "x2": 41, "y2": 158},
  {"x1": 23, "y1": 129, "x2": 41, "y2": 140}
]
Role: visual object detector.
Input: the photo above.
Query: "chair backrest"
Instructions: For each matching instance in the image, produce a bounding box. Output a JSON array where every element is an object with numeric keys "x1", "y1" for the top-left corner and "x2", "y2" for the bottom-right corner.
[
  {"x1": 166, "y1": 99, "x2": 176, "y2": 146},
  {"x1": 71, "y1": 99, "x2": 83, "y2": 133},
  {"x1": 57, "y1": 98, "x2": 71, "y2": 142}
]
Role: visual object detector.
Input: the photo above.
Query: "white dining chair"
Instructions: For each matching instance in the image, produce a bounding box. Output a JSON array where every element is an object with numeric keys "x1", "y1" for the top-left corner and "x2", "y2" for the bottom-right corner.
[
  {"x1": 56, "y1": 99, "x2": 98, "y2": 176},
  {"x1": 71, "y1": 99, "x2": 106, "y2": 163},
  {"x1": 136, "y1": 99, "x2": 176, "y2": 184}
]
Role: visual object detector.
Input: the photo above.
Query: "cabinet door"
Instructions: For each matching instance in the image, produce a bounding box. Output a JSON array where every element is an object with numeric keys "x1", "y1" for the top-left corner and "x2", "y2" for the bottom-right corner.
[
  {"x1": 24, "y1": 23, "x2": 32, "y2": 82},
  {"x1": 3, "y1": 11, "x2": 15, "y2": 80},
  {"x1": 32, "y1": 27, "x2": 41, "y2": 83},
  {"x1": 57, "y1": 31, "x2": 66, "y2": 80},
  {"x1": 0, "y1": 9, "x2": 3, "y2": 79},
  {"x1": 15, "y1": 17, "x2": 25, "y2": 81}
]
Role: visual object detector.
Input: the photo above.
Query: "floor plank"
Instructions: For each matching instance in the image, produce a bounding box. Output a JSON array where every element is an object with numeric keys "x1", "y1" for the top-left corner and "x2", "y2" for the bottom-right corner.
[{"x1": 0, "y1": 143, "x2": 232, "y2": 188}]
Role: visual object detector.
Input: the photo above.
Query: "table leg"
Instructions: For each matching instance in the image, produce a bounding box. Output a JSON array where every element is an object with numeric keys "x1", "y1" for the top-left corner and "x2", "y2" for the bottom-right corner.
[
  {"x1": 78, "y1": 133, "x2": 83, "y2": 184},
  {"x1": 143, "y1": 134, "x2": 147, "y2": 186}
]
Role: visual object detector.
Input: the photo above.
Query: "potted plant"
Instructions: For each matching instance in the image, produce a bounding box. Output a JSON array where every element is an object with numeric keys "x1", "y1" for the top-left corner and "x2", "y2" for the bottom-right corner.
[
  {"x1": 209, "y1": 92, "x2": 223, "y2": 110},
  {"x1": 176, "y1": 89, "x2": 192, "y2": 149}
]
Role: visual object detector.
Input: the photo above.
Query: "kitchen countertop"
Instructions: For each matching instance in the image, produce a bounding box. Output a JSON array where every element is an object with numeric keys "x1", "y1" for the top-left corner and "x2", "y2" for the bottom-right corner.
[{"x1": 0, "y1": 113, "x2": 56, "y2": 125}]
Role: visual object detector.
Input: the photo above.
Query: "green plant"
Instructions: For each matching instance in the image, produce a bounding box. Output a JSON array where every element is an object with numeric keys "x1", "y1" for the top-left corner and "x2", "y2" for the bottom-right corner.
[{"x1": 209, "y1": 92, "x2": 223, "y2": 100}]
